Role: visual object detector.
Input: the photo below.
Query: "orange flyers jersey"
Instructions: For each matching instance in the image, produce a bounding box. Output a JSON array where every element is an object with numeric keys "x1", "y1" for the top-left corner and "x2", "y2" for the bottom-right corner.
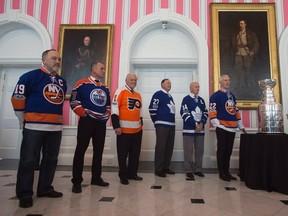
[{"x1": 111, "y1": 86, "x2": 142, "y2": 134}]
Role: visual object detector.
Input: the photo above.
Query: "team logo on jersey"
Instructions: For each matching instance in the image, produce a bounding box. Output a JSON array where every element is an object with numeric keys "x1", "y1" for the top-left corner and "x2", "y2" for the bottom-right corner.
[
  {"x1": 43, "y1": 84, "x2": 65, "y2": 104},
  {"x1": 128, "y1": 97, "x2": 141, "y2": 110},
  {"x1": 225, "y1": 99, "x2": 236, "y2": 115},
  {"x1": 192, "y1": 106, "x2": 202, "y2": 122},
  {"x1": 90, "y1": 89, "x2": 107, "y2": 107},
  {"x1": 167, "y1": 100, "x2": 175, "y2": 114}
]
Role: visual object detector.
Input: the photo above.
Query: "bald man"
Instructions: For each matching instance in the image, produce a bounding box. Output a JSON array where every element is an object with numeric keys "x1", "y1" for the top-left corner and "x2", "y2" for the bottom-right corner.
[
  {"x1": 111, "y1": 73, "x2": 143, "y2": 185},
  {"x1": 180, "y1": 82, "x2": 208, "y2": 180}
]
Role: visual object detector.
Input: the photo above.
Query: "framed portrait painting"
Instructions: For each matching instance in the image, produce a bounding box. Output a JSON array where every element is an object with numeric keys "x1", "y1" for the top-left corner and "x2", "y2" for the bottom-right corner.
[
  {"x1": 211, "y1": 3, "x2": 280, "y2": 109},
  {"x1": 58, "y1": 24, "x2": 114, "y2": 97}
]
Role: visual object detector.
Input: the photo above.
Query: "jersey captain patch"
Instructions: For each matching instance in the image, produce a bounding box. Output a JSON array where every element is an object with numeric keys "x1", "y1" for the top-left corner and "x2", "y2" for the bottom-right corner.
[
  {"x1": 90, "y1": 89, "x2": 107, "y2": 107},
  {"x1": 43, "y1": 84, "x2": 65, "y2": 104}
]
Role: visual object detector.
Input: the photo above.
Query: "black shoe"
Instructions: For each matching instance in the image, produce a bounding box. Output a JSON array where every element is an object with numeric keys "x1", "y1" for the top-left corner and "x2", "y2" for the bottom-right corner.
[
  {"x1": 155, "y1": 171, "x2": 167, "y2": 177},
  {"x1": 19, "y1": 197, "x2": 33, "y2": 208},
  {"x1": 226, "y1": 173, "x2": 237, "y2": 180},
  {"x1": 128, "y1": 175, "x2": 143, "y2": 180},
  {"x1": 120, "y1": 179, "x2": 129, "y2": 185},
  {"x1": 91, "y1": 179, "x2": 109, "y2": 187},
  {"x1": 194, "y1": 172, "x2": 205, "y2": 177},
  {"x1": 163, "y1": 169, "x2": 175, "y2": 175},
  {"x1": 72, "y1": 184, "x2": 82, "y2": 193},
  {"x1": 186, "y1": 172, "x2": 195, "y2": 180},
  {"x1": 37, "y1": 190, "x2": 63, "y2": 198},
  {"x1": 219, "y1": 174, "x2": 231, "y2": 182}
]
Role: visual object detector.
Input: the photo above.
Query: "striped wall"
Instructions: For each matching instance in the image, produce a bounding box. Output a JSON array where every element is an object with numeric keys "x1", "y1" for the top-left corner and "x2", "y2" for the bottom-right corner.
[{"x1": 1, "y1": 0, "x2": 287, "y2": 128}]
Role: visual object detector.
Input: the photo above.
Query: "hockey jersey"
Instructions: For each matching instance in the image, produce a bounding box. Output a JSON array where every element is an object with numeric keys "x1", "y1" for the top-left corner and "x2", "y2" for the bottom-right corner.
[
  {"x1": 149, "y1": 89, "x2": 175, "y2": 128},
  {"x1": 11, "y1": 67, "x2": 67, "y2": 131},
  {"x1": 70, "y1": 76, "x2": 111, "y2": 122},
  {"x1": 111, "y1": 85, "x2": 142, "y2": 134},
  {"x1": 209, "y1": 89, "x2": 242, "y2": 131},
  {"x1": 180, "y1": 94, "x2": 208, "y2": 136}
]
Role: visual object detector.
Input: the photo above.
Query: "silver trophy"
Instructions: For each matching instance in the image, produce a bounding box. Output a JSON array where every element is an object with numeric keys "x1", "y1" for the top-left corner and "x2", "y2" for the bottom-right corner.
[{"x1": 257, "y1": 79, "x2": 284, "y2": 133}]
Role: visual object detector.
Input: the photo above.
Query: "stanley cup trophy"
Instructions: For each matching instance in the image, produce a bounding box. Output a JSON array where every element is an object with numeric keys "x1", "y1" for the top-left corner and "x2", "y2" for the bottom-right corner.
[{"x1": 257, "y1": 79, "x2": 284, "y2": 133}]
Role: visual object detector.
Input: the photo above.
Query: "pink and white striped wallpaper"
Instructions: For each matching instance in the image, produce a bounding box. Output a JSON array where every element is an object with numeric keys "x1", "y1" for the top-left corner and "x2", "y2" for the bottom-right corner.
[{"x1": 1, "y1": 0, "x2": 287, "y2": 127}]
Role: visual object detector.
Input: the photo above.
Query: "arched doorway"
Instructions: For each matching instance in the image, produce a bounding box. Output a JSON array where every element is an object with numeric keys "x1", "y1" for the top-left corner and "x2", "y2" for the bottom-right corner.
[{"x1": 0, "y1": 10, "x2": 51, "y2": 158}]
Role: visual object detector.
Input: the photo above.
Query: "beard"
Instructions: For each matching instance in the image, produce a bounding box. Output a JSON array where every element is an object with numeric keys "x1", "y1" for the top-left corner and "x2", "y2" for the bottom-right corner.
[{"x1": 52, "y1": 65, "x2": 60, "y2": 73}]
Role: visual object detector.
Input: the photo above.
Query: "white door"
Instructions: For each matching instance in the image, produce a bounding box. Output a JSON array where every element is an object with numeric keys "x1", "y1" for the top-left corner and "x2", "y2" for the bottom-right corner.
[
  {"x1": 0, "y1": 67, "x2": 34, "y2": 159},
  {"x1": 136, "y1": 67, "x2": 193, "y2": 161}
]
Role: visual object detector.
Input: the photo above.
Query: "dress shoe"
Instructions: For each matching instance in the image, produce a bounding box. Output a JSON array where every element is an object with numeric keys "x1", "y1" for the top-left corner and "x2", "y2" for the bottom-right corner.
[
  {"x1": 128, "y1": 175, "x2": 143, "y2": 180},
  {"x1": 163, "y1": 169, "x2": 175, "y2": 175},
  {"x1": 194, "y1": 172, "x2": 205, "y2": 177},
  {"x1": 226, "y1": 173, "x2": 237, "y2": 180},
  {"x1": 186, "y1": 172, "x2": 195, "y2": 180},
  {"x1": 37, "y1": 190, "x2": 63, "y2": 198},
  {"x1": 72, "y1": 184, "x2": 82, "y2": 193},
  {"x1": 120, "y1": 179, "x2": 129, "y2": 185},
  {"x1": 155, "y1": 171, "x2": 167, "y2": 177},
  {"x1": 219, "y1": 174, "x2": 231, "y2": 182},
  {"x1": 91, "y1": 178, "x2": 109, "y2": 187},
  {"x1": 19, "y1": 197, "x2": 33, "y2": 208}
]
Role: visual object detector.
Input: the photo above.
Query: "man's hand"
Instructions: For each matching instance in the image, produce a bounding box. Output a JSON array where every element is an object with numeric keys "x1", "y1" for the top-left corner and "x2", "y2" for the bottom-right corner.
[
  {"x1": 114, "y1": 128, "x2": 121, "y2": 135},
  {"x1": 241, "y1": 128, "x2": 247, "y2": 134},
  {"x1": 195, "y1": 123, "x2": 203, "y2": 133}
]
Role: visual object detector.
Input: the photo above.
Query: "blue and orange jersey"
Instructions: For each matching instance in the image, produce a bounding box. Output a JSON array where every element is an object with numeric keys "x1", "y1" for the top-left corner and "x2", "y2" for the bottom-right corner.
[
  {"x1": 111, "y1": 85, "x2": 142, "y2": 134},
  {"x1": 209, "y1": 90, "x2": 241, "y2": 129},
  {"x1": 70, "y1": 76, "x2": 111, "y2": 122},
  {"x1": 11, "y1": 67, "x2": 67, "y2": 131}
]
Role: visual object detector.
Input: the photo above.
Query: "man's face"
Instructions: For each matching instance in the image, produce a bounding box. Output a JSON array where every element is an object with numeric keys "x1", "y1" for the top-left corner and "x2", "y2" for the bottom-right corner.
[
  {"x1": 92, "y1": 62, "x2": 105, "y2": 79},
  {"x1": 190, "y1": 82, "x2": 200, "y2": 95},
  {"x1": 220, "y1": 75, "x2": 231, "y2": 89},
  {"x1": 126, "y1": 74, "x2": 137, "y2": 90},
  {"x1": 239, "y1": 20, "x2": 246, "y2": 30},
  {"x1": 43, "y1": 50, "x2": 61, "y2": 72},
  {"x1": 83, "y1": 37, "x2": 91, "y2": 46},
  {"x1": 162, "y1": 80, "x2": 171, "y2": 92}
]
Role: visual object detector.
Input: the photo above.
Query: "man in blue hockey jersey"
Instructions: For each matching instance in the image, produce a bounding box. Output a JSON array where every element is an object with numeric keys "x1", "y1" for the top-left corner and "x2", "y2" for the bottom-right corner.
[
  {"x1": 209, "y1": 75, "x2": 246, "y2": 182},
  {"x1": 11, "y1": 49, "x2": 67, "y2": 208},
  {"x1": 149, "y1": 79, "x2": 175, "y2": 177},
  {"x1": 180, "y1": 82, "x2": 208, "y2": 180},
  {"x1": 70, "y1": 61, "x2": 111, "y2": 193}
]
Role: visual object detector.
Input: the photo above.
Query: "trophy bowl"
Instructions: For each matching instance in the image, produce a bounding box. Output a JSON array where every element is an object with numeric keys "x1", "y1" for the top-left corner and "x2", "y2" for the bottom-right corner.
[{"x1": 259, "y1": 79, "x2": 276, "y2": 90}]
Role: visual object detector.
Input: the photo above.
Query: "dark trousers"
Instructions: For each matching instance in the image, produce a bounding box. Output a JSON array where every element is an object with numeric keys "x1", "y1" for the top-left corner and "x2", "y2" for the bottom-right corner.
[
  {"x1": 154, "y1": 127, "x2": 175, "y2": 172},
  {"x1": 16, "y1": 128, "x2": 62, "y2": 198},
  {"x1": 216, "y1": 127, "x2": 236, "y2": 175},
  {"x1": 116, "y1": 130, "x2": 142, "y2": 180},
  {"x1": 72, "y1": 116, "x2": 106, "y2": 184}
]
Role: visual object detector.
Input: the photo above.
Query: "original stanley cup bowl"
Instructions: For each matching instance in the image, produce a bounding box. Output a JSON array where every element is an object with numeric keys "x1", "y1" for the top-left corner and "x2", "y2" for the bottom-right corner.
[{"x1": 257, "y1": 79, "x2": 284, "y2": 133}]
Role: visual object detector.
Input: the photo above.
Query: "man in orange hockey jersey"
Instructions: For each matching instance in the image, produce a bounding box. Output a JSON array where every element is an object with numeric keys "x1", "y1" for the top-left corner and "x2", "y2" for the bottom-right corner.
[{"x1": 111, "y1": 73, "x2": 143, "y2": 185}]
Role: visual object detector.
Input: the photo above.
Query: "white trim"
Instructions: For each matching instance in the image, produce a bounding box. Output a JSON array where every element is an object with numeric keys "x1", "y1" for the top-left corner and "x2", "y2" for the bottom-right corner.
[
  {"x1": 122, "y1": 0, "x2": 130, "y2": 39},
  {"x1": 279, "y1": 26, "x2": 288, "y2": 133},
  {"x1": 62, "y1": 0, "x2": 70, "y2": 24},
  {"x1": 108, "y1": 0, "x2": 115, "y2": 24},
  {"x1": 92, "y1": 0, "x2": 100, "y2": 24},
  {"x1": 275, "y1": 0, "x2": 284, "y2": 38},
  {"x1": 0, "y1": 10, "x2": 52, "y2": 52},
  {"x1": 78, "y1": 0, "x2": 86, "y2": 24},
  {"x1": 34, "y1": 0, "x2": 41, "y2": 20},
  {"x1": 47, "y1": 0, "x2": 56, "y2": 41}
]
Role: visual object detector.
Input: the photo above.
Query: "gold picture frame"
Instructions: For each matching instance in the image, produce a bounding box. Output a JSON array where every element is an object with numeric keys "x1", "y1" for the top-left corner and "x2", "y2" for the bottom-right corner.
[
  {"x1": 211, "y1": 3, "x2": 280, "y2": 109},
  {"x1": 58, "y1": 24, "x2": 114, "y2": 98}
]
